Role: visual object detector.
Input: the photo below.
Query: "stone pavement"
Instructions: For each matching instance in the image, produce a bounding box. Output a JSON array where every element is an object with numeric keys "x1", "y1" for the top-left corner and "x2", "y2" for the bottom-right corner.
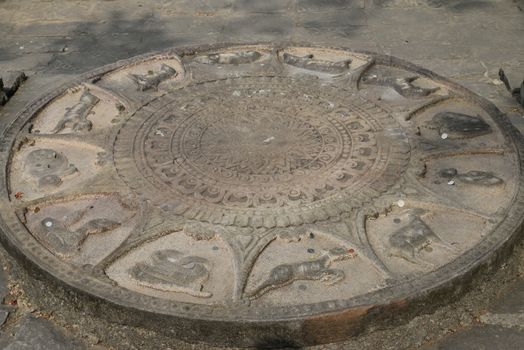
[{"x1": 0, "y1": 0, "x2": 523, "y2": 349}]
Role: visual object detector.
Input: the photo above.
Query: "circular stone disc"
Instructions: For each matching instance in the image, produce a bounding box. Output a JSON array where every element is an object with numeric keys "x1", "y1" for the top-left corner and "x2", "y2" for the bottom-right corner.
[{"x1": 1, "y1": 44, "x2": 523, "y2": 347}]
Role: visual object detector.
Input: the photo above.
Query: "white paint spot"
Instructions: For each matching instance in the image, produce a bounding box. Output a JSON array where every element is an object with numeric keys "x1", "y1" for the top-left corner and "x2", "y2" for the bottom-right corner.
[
  {"x1": 397, "y1": 200, "x2": 405, "y2": 208},
  {"x1": 441, "y1": 133, "x2": 448, "y2": 139},
  {"x1": 447, "y1": 180, "x2": 455, "y2": 185},
  {"x1": 263, "y1": 136, "x2": 275, "y2": 143},
  {"x1": 44, "y1": 221, "x2": 53, "y2": 228}
]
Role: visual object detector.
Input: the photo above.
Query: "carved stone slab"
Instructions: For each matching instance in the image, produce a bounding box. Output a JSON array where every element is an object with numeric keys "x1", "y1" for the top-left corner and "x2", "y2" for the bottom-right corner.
[{"x1": 0, "y1": 44, "x2": 523, "y2": 347}]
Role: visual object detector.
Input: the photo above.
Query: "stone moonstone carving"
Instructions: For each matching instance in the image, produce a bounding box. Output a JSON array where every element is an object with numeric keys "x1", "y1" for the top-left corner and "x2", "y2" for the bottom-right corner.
[{"x1": 0, "y1": 44, "x2": 523, "y2": 347}]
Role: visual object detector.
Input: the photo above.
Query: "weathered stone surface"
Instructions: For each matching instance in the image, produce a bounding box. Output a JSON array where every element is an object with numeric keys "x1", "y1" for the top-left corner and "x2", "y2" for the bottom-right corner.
[
  {"x1": 0, "y1": 309, "x2": 8, "y2": 327},
  {"x1": 297, "y1": 0, "x2": 365, "y2": 11},
  {"x1": 490, "y1": 279, "x2": 524, "y2": 314},
  {"x1": 509, "y1": 114, "x2": 524, "y2": 136},
  {"x1": 425, "y1": 325, "x2": 524, "y2": 350},
  {"x1": 0, "y1": 44, "x2": 523, "y2": 347},
  {"x1": 0, "y1": 79, "x2": 7, "y2": 106},
  {"x1": 0, "y1": 265, "x2": 8, "y2": 302},
  {"x1": 0, "y1": 71, "x2": 27, "y2": 106},
  {"x1": 2, "y1": 315, "x2": 82, "y2": 350}
]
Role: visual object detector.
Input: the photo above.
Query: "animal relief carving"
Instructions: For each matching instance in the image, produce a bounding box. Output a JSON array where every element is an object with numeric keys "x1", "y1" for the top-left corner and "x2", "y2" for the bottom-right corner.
[
  {"x1": 25, "y1": 149, "x2": 77, "y2": 188},
  {"x1": 39, "y1": 207, "x2": 120, "y2": 256},
  {"x1": 432, "y1": 112, "x2": 492, "y2": 138},
  {"x1": 130, "y1": 64, "x2": 177, "y2": 91},
  {"x1": 50, "y1": 90, "x2": 99, "y2": 133},
  {"x1": 439, "y1": 168, "x2": 503, "y2": 186},
  {"x1": 130, "y1": 249, "x2": 213, "y2": 298},
  {"x1": 247, "y1": 247, "x2": 356, "y2": 300},
  {"x1": 389, "y1": 213, "x2": 455, "y2": 266},
  {"x1": 195, "y1": 51, "x2": 262, "y2": 65},
  {"x1": 282, "y1": 53, "x2": 351, "y2": 74},
  {"x1": 362, "y1": 74, "x2": 439, "y2": 98}
]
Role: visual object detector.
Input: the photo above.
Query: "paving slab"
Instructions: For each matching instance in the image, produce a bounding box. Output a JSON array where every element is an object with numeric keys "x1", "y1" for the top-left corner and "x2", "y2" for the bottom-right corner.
[
  {"x1": 489, "y1": 278, "x2": 524, "y2": 314},
  {"x1": 0, "y1": 267, "x2": 7, "y2": 302},
  {"x1": 0, "y1": 315, "x2": 83, "y2": 350},
  {"x1": 424, "y1": 325, "x2": 524, "y2": 350},
  {"x1": 219, "y1": 14, "x2": 295, "y2": 42},
  {"x1": 297, "y1": 0, "x2": 365, "y2": 11},
  {"x1": 232, "y1": 0, "x2": 296, "y2": 13}
]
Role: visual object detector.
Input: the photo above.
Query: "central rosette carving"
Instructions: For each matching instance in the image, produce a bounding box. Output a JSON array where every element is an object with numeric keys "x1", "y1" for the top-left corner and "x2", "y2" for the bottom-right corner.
[
  {"x1": 177, "y1": 108, "x2": 344, "y2": 187},
  {"x1": 197, "y1": 113, "x2": 325, "y2": 177},
  {"x1": 115, "y1": 77, "x2": 407, "y2": 226}
]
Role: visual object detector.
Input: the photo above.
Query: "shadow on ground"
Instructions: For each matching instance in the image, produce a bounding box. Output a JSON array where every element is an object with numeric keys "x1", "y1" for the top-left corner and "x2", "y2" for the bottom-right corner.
[{"x1": 40, "y1": 11, "x2": 184, "y2": 74}]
